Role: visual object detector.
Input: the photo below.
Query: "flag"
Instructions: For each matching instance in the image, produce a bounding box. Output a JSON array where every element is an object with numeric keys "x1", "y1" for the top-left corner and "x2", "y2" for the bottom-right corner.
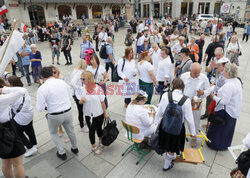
[
  {"x1": 0, "y1": 30, "x2": 25, "y2": 76},
  {"x1": 0, "y1": 5, "x2": 8, "y2": 16},
  {"x1": 21, "y1": 23, "x2": 26, "y2": 33}
]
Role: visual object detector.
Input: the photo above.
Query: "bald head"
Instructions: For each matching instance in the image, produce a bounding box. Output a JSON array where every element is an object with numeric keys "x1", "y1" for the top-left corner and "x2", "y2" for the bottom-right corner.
[
  {"x1": 214, "y1": 47, "x2": 224, "y2": 59},
  {"x1": 190, "y1": 63, "x2": 201, "y2": 78}
]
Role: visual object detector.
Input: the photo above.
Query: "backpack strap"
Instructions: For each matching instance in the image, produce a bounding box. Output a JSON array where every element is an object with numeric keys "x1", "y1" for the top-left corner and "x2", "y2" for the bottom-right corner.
[
  {"x1": 168, "y1": 92, "x2": 173, "y2": 103},
  {"x1": 121, "y1": 58, "x2": 125, "y2": 72},
  {"x1": 178, "y1": 95, "x2": 188, "y2": 106}
]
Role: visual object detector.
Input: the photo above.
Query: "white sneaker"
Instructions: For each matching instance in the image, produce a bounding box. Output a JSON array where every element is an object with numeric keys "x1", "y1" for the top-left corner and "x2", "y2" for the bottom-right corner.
[
  {"x1": 81, "y1": 125, "x2": 89, "y2": 133},
  {"x1": 24, "y1": 146, "x2": 38, "y2": 158}
]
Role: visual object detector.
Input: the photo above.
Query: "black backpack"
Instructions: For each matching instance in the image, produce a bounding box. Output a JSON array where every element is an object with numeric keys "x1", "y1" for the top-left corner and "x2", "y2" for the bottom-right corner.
[
  {"x1": 99, "y1": 44, "x2": 109, "y2": 59},
  {"x1": 102, "y1": 118, "x2": 119, "y2": 146},
  {"x1": 236, "y1": 149, "x2": 250, "y2": 176},
  {"x1": 112, "y1": 58, "x2": 125, "y2": 82},
  {"x1": 162, "y1": 92, "x2": 187, "y2": 135}
]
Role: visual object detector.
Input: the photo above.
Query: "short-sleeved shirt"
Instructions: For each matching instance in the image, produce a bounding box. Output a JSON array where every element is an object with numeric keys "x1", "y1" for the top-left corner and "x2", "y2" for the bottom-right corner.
[
  {"x1": 80, "y1": 40, "x2": 93, "y2": 59},
  {"x1": 87, "y1": 65, "x2": 105, "y2": 83},
  {"x1": 29, "y1": 51, "x2": 42, "y2": 67},
  {"x1": 138, "y1": 61, "x2": 154, "y2": 83},
  {"x1": 19, "y1": 46, "x2": 31, "y2": 66},
  {"x1": 180, "y1": 59, "x2": 192, "y2": 75},
  {"x1": 49, "y1": 38, "x2": 60, "y2": 49},
  {"x1": 104, "y1": 43, "x2": 115, "y2": 63}
]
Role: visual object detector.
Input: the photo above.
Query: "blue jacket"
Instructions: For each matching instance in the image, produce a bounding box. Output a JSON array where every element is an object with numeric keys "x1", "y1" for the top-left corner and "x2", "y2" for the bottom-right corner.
[{"x1": 245, "y1": 25, "x2": 250, "y2": 35}]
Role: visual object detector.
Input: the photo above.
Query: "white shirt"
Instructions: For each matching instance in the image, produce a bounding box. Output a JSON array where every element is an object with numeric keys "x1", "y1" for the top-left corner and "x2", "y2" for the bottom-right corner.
[
  {"x1": 82, "y1": 85, "x2": 105, "y2": 117},
  {"x1": 156, "y1": 56, "x2": 173, "y2": 82},
  {"x1": 154, "y1": 90, "x2": 196, "y2": 136},
  {"x1": 138, "y1": 23, "x2": 144, "y2": 33},
  {"x1": 117, "y1": 58, "x2": 137, "y2": 80},
  {"x1": 42, "y1": 27, "x2": 47, "y2": 33},
  {"x1": 137, "y1": 35, "x2": 145, "y2": 46},
  {"x1": 3, "y1": 87, "x2": 33, "y2": 126},
  {"x1": 87, "y1": 65, "x2": 105, "y2": 83},
  {"x1": 213, "y1": 78, "x2": 242, "y2": 119},
  {"x1": 125, "y1": 104, "x2": 154, "y2": 140},
  {"x1": 180, "y1": 72, "x2": 211, "y2": 100},
  {"x1": 149, "y1": 34, "x2": 159, "y2": 44},
  {"x1": 36, "y1": 78, "x2": 72, "y2": 114},
  {"x1": 170, "y1": 34, "x2": 179, "y2": 48},
  {"x1": 70, "y1": 69, "x2": 84, "y2": 96},
  {"x1": 98, "y1": 32, "x2": 108, "y2": 41},
  {"x1": 151, "y1": 48, "x2": 161, "y2": 73},
  {"x1": 172, "y1": 43, "x2": 186, "y2": 55},
  {"x1": 0, "y1": 87, "x2": 26, "y2": 123},
  {"x1": 227, "y1": 42, "x2": 241, "y2": 52},
  {"x1": 138, "y1": 61, "x2": 154, "y2": 83}
]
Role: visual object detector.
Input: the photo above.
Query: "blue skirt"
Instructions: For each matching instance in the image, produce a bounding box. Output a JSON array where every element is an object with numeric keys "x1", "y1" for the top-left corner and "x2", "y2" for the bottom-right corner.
[
  {"x1": 207, "y1": 109, "x2": 236, "y2": 150},
  {"x1": 137, "y1": 45, "x2": 141, "y2": 54}
]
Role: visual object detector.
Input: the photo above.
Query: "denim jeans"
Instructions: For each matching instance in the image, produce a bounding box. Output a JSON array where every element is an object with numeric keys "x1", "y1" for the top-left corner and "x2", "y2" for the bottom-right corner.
[
  {"x1": 23, "y1": 65, "x2": 31, "y2": 84},
  {"x1": 105, "y1": 62, "x2": 114, "y2": 81}
]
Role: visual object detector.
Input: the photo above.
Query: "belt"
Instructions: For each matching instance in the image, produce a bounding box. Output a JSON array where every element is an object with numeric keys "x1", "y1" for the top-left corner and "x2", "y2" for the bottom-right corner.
[{"x1": 49, "y1": 108, "x2": 71, "y2": 115}]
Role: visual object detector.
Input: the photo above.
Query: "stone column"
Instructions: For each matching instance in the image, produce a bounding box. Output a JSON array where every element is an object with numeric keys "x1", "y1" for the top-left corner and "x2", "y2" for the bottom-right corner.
[
  {"x1": 209, "y1": 2, "x2": 215, "y2": 14},
  {"x1": 88, "y1": 5, "x2": 92, "y2": 19},
  {"x1": 141, "y1": 3, "x2": 144, "y2": 18},
  {"x1": 193, "y1": 2, "x2": 199, "y2": 16},
  {"x1": 71, "y1": 5, "x2": 77, "y2": 20},
  {"x1": 173, "y1": 0, "x2": 181, "y2": 18}
]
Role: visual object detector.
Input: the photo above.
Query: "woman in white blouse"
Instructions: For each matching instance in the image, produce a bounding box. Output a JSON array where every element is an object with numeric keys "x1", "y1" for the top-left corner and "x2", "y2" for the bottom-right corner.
[
  {"x1": 227, "y1": 35, "x2": 242, "y2": 66},
  {"x1": 70, "y1": 59, "x2": 89, "y2": 132},
  {"x1": 0, "y1": 84, "x2": 27, "y2": 178},
  {"x1": 154, "y1": 78, "x2": 196, "y2": 171},
  {"x1": 79, "y1": 71, "x2": 109, "y2": 155},
  {"x1": 125, "y1": 90, "x2": 156, "y2": 140},
  {"x1": 87, "y1": 54, "x2": 109, "y2": 108},
  {"x1": 170, "y1": 29, "x2": 179, "y2": 48},
  {"x1": 118, "y1": 47, "x2": 137, "y2": 107},
  {"x1": 207, "y1": 63, "x2": 242, "y2": 150},
  {"x1": 138, "y1": 51, "x2": 156, "y2": 104}
]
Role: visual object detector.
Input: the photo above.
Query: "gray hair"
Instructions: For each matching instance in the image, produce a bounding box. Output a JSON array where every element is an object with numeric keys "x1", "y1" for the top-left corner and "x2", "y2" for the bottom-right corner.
[
  {"x1": 214, "y1": 47, "x2": 224, "y2": 56},
  {"x1": 106, "y1": 37, "x2": 112, "y2": 43},
  {"x1": 30, "y1": 44, "x2": 37, "y2": 49},
  {"x1": 224, "y1": 63, "x2": 238, "y2": 78}
]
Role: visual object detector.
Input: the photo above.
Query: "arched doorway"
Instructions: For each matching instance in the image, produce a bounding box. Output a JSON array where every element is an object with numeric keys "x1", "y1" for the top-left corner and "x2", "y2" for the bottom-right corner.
[
  {"x1": 28, "y1": 5, "x2": 46, "y2": 27},
  {"x1": 92, "y1": 5, "x2": 102, "y2": 18},
  {"x1": 76, "y1": 5, "x2": 88, "y2": 19},
  {"x1": 112, "y1": 5, "x2": 121, "y2": 16},
  {"x1": 58, "y1": 5, "x2": 72, "y2": 20}
]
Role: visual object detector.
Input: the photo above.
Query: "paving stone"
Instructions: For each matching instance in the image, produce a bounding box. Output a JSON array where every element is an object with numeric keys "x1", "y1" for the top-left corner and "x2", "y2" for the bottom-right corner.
[
  {"x1": 208, "y1": 163, "x2": 231, "y2": 178},
  {"x1": 81, "y1": 153, "x2": 114, "y2": 178}
]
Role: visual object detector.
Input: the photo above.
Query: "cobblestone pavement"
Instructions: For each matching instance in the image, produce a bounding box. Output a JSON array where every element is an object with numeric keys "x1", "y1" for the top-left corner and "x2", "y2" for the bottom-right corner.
[{"x1": 0, "y1": 26, "x2": 250, "y2": 178}]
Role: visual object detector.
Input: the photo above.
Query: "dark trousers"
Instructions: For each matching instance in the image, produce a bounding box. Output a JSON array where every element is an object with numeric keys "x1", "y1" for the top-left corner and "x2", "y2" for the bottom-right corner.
[
  {"x1": 105, "y1": 62, "x2": 114, "y2": 81},
  {"x1": 242, "y1": 33, "x2": 249, "y2": 42},
  {"x1": 73, "y1": 95, "x2": 84, "y2": 128},
  {"x1": 95, "y1": 39, "x2": 99, "y2": 51},
  {"x1": 85, "y1": 114, "x2": 104, "y2": 145},
  {"x1": 23, "y1": 65, "x2": 31, "y2": 84},
  {"x1": 158, "y1": 81, "x2": 169, "y2": 101},
  {"x1": 12, "y1": 63, "x2": 16, "y2": 76},
  {"x1": 14, "y1": 120, "x2": 37, "y2": 149},
  {"x1": 63, "y1": 48, "x2": 72, "y2": 63},
  {"x1": 77, "y1": 31, "x2": 81, "y2": 37}
]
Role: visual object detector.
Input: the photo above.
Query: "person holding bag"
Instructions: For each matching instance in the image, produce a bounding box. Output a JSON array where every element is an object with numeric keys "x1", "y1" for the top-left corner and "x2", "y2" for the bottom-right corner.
[
  {"x1": 227, "y1": 36, "x2": 242, "y2": 66},
  {"x1": 78, "y1": 71, "x2": 109, "y2": 155},
  {"x1": 0, "y1": 84, "x2": 27, "y2": 178},
  {"x1": 207, "y1": 63, "x2": 242, "y2": 150}
]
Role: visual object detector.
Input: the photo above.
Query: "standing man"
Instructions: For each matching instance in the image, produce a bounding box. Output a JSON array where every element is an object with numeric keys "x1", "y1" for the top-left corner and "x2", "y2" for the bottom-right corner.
[
  {"x1": 104, "y1": 37, "x2": 115, "y2": 80},
  {"x1": 232, "y1": 20, "x2": 238, "y2": 33},
  {"x1": 196, "y1": 34, "x2": 205, "y2": 64},
  {"x1": 180, "y1": 63, "x2": 211, "y2": 147},
  {"x1": 49, "y1": 31, "x2": 61, "y2": 65},
  {"x1": 80, "y1": 34, "x2": 93, "y2": 60},
  {"x1": 61, "y1": 30, "x2": 72, "y2": 65},
  {"x1": 36, "y1": 66, "x2": 78, "y2": 160},
  {"x1": 19, "y1": 42, "x2": 32, "y2": 86}
]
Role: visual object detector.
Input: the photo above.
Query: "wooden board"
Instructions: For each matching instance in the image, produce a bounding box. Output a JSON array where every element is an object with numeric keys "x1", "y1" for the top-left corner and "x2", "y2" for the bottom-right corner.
[{"x1": 174, "y1": 148, "x2": 204, "y2": 164}]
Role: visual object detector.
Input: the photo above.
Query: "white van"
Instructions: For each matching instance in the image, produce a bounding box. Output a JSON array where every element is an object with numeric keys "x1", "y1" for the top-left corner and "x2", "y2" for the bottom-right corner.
[{"x1": 196, "y1": 14, "x2": 214, "y2": 21}]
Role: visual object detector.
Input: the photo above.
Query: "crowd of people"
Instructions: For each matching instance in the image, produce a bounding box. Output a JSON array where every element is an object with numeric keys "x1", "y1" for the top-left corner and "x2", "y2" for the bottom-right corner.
[{"x1": 0, "y1": 14, "x2": 249, "y2": 178}]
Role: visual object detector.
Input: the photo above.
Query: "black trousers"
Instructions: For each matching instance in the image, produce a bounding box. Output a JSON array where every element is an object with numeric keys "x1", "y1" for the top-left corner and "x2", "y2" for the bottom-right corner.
[
  {"x1": 12, "y1": 63, "x2": 16, "y2": 76},
  {"x1": 242, "y1": 33, "x2": 249, "y2": 42},
  {"x1": 95, "y1": 39, "x2": 99, "y2": 51},
  {"x1": 73, "y1": 95, "x2": 84, "y2": 128},
  {"x1": 14, "y1": 120, "x2": 37, "y2": 149},
  {"x1": 85, "y1": 114, "x2": 104, "y2": 145},
  {"x1": 77, "y1": 31, "x2": 81, "y2": 37},
  {"x1": 105, "y1": 62, "x2": 114, "y2": 81},
  {"x1": 63, "y1": 48, "x2": 72, "y2": 63}
]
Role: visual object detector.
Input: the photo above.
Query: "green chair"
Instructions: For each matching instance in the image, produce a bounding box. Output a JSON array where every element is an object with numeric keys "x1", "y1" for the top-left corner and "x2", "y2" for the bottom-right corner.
[{"x1": 121, "y1": 120, "x2": 149, "y2": 165}]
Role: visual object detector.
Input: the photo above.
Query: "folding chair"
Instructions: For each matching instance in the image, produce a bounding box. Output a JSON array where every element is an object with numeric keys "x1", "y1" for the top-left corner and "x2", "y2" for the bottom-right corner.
[
  {"x1": 175, "y1": 130, "x2": 211, "y2": 164},
  {"x1": 121, "y1": 120, "x2": 150, "y2": 165}
]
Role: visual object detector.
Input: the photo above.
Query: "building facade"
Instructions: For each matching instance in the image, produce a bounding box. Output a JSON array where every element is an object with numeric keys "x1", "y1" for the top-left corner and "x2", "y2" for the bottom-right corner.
[
  {"x1": 5, "y1": 0, "x2": 131, "y2": 27},
  {"x1": 132, "y1": 0, "x2": 248, "y2": 21}
]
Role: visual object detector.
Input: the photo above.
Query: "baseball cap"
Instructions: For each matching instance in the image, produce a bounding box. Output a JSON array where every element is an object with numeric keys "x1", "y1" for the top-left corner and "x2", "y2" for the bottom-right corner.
[{"x1": 217, "y1": 57, "x2": 229, "y2": 64}]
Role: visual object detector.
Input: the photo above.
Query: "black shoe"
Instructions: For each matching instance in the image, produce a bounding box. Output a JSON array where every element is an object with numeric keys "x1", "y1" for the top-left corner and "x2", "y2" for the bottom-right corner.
[
  {"x1": 69, "y1": 62, "x2": 72, "y2": 65},
  {"x1": 57, "y1": 151, "x2": 67, "y2": 160},
  {"x1": 57, "y1": 62, "x2": 60, "y2": 65},
  {"x1": 163, "y1": 161, "x2": 174, "y2": 172},
  {"x1": 65, "y1": 62, "x2": 69, "y2": 65},
  {"x1": 71, "y1": 148, "x2": 79, "y2": 154},
  {"x1": 200, "y1": 114, "x2": 208, "y2": 120}
]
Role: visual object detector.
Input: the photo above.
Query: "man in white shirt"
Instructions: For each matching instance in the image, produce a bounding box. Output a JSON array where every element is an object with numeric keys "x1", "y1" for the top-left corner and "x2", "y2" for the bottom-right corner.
[
  {"x1": 156, "y1": 48, "x2": 173, "y2": 99},
  {"x1": 180, "y1": 63, "x2": 211, "y2": 147},
  {"x1": 138, "y1": 21, "x2": 144, "y2": 33},
  {"x1": 36, "y1": 66, "x2": 78, "y2": 160},
  {"x1": 150, "y1": 43, "x2": 161, "y2": 74}
]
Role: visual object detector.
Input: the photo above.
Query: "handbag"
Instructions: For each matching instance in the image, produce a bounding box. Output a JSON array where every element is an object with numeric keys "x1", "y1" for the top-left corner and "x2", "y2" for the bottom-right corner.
[
  {"x1": 237, "y1": 41, "x2": 242, "y2": 56},
  {"x1": 208, "y1": 100, "x2": 226, "y2": 125},
  {"x1": 112, "y1": 58, "x2": 125, "y2": 82},
  {"x1": 0, "y1": 121, "x2": 15, "y2": 155},
  {"x1": 102, "y1": 117, "x2": 119, "y2": 146}
]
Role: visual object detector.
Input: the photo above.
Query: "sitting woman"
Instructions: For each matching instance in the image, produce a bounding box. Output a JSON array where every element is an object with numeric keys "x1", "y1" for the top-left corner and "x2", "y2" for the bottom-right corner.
[
  {"x1": 207, "y1": 63, "x2": 242, "y2": 150},
  {"x1": 125, "y1": 90, "x2": 156, "y2": 141}
]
